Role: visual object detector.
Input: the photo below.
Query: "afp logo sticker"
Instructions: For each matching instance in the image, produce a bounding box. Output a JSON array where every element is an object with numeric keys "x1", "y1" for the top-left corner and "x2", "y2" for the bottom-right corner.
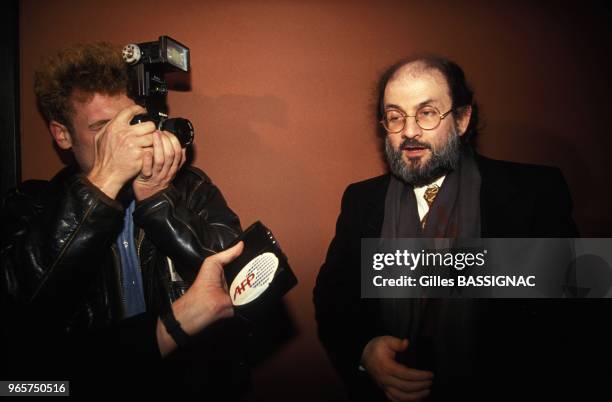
[{"x1": 230, "y1": 252, "x2": 279, "y2": 306}]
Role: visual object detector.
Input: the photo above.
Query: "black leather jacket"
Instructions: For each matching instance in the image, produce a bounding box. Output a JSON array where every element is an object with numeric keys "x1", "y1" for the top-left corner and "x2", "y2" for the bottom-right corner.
[{"x1": 1, "y1": 165, "x2": 241, "y2": 336}]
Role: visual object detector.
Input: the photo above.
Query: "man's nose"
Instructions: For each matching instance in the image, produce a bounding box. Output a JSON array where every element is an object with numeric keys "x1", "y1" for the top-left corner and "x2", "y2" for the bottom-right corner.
[{"x1": 402, "y1": 116, "x2": 422, "y2": 139}]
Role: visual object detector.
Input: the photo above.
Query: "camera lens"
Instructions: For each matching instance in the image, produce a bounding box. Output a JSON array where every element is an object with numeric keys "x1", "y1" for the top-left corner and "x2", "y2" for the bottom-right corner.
[{"x1": 161, "y1": 118, "x2": 194, "y2": 148}]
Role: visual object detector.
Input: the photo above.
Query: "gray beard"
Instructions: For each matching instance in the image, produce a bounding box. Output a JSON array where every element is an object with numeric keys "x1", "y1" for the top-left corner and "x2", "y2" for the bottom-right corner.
[{"x1": 385, "y1": 126, "x2": 461, "y2": 187}]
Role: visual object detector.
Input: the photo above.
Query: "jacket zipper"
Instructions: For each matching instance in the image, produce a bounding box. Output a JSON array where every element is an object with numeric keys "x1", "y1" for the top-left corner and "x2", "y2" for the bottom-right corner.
[
  {"x1": 136, "y1": 228, "x2": 145, "y2": 259},
  {"x1": 135, "y1": 228, "x2": 150, "y2": 309}
]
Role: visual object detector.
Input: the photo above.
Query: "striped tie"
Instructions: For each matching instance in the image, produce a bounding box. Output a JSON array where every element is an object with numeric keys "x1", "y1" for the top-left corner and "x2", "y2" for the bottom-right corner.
[{"x1": 421, "y1": 184, "x2": 440, "y2": 229}]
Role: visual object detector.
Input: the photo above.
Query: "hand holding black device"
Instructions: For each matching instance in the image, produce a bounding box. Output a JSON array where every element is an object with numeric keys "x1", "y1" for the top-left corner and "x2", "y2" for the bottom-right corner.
[{"x1": 222, "y1": 222, "x2": 298, "y2": 321}]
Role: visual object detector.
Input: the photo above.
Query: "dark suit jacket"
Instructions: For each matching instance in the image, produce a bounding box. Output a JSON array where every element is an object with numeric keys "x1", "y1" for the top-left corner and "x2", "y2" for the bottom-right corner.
[{"x1": 313, "y1": 154, "x2": 592, "y2": 401}]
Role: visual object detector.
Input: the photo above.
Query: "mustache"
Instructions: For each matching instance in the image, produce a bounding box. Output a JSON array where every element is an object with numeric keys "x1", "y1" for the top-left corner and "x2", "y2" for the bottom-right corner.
[{"x1": 399, "y1": 138, "x2": 431, "y2": 150}]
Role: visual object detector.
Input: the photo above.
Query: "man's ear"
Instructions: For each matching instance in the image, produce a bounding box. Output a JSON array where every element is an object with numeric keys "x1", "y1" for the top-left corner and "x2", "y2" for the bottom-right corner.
[
  {"x1": 456, "y1": 106, "x2": 472, "y2": 137},
  {"x1": 49, "y1": 121, "x2": 73, "y2": 150}
]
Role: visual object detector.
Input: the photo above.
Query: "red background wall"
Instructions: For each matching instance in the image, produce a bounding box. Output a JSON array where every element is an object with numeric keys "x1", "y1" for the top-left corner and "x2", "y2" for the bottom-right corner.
[{"x1": 19, "y1": 1, "x2": 612, "y2": 400}]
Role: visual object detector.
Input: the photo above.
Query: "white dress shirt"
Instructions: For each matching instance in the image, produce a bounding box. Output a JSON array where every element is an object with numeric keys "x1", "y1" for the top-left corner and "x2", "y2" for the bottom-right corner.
[{"x1": 413, "y1": 176, "x2": 446, "y2": 220}]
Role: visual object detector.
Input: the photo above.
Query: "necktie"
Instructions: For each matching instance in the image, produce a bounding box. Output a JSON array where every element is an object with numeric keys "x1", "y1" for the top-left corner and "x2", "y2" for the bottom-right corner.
[{"x1": 421, "y1": 184, "x2": 440, "y2": 229}]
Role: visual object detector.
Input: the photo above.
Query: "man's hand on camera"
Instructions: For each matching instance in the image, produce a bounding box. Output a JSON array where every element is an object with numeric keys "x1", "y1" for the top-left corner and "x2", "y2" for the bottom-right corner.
[
  {"x1": 156, "y1": 242, "x2": 243, "y2": 356},
  {"x1": 361, "y1": 336, "x2": 434, "y2": 402},
  {"x1": 86, "y1": 104, "x2": 156, "y2": 199},
  {"x1": 132, "y1": 130, "x2": 186, "y2": 201}
]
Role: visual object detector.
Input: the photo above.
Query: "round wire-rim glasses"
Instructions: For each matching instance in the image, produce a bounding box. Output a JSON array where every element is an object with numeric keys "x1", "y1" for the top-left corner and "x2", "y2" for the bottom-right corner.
[{"x1": 380, "y1": 105, "x2": 453, "y2": 133}]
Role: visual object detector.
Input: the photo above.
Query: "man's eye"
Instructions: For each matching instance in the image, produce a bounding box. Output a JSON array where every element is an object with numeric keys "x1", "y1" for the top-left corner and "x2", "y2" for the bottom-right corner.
[
  {"x1": 419, "y1": 108, "x2": 437, "y2": 117},
  {"x1": 386, "y1": 111, "x2": 403, "y2": 121}
]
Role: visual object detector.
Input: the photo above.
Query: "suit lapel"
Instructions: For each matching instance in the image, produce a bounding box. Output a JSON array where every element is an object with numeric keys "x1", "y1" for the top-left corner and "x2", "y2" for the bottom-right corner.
[
  {"x1": 363, "y1": 174, "x2": 390, "y2": 238},
  {"x1": 362, "y1": 175, "x2": 416, "y2": 338}
]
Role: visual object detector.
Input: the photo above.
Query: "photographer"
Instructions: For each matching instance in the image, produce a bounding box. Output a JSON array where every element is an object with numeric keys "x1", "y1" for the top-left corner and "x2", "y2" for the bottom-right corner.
[{"x1": 1, "y1": 42, "x2": 246, "y2": 398}]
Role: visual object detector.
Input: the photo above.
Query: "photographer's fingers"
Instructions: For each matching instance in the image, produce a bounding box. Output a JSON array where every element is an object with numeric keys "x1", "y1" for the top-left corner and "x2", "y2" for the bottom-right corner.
[
  {"x1": 113, "y1": 104, "x2": 146, "y2": 126},
  {"x1": 152, "y1": 132, "x2": 182, "y2": 179},
  {"x1": 130, "y1": 121, "x2": 158, "y2": 136},
  {"x1": 161, "y1": 132, "x2": 176, "y2": 176},
  {"x1": 92, "y1": 125, "x2": 106, "y2": 152},
  {"x1": 179, "y1": 148, "x2": 187, "y2": 170},
  {"x1": 141, "y1": 148, "x2": 153, "y2": 178},
  {"x1": 210, "y1": 242, "x2": 245, "y2": 266},
  {"x1": 130, "y1": 132, "x2": 156, "y2": 148},
  {"x1": 151, "y1": 132, "x2": 171, "y2": 179},
  {"x1": 152, "y1": 132, "x2": 165, "y2": 174},
  {"x1": 106, "y1": 104, "x2": 155, "y2": 139},
  {"x1": 166, "y1": 132, "x2": 183, "y2": 174}
]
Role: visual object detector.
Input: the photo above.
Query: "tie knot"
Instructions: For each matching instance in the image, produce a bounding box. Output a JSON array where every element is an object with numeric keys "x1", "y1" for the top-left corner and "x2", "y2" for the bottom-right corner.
[{"x1": 423, "y1": 184, "x2": 439, "y2": 208}]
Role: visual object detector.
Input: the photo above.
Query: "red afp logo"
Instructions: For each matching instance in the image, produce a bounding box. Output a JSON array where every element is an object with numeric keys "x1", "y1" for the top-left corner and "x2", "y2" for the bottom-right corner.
[
  {"x1": 230, "y1": 252, "x2": 279, "y2": 306},
  {"x1": 233, "y1": 272, "x2": 255, "y2": 301}
]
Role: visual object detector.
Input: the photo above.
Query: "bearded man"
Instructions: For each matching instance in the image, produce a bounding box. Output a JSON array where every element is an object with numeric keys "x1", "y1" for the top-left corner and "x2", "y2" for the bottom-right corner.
[{"x1": 313, "y1": 56, "x2": 578, "y2": 401}]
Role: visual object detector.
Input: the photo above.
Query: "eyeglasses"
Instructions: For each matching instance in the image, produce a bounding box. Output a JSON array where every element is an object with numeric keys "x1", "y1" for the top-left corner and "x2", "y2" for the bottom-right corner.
[{"x1": 380, "y1": 106, "x2": 453, "y2": 133}]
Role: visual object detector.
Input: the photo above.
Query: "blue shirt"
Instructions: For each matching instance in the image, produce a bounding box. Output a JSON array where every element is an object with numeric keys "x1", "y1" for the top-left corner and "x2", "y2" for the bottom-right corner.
[{"x1": 116, "y1": 200, "x2": 146, "y2": 318}]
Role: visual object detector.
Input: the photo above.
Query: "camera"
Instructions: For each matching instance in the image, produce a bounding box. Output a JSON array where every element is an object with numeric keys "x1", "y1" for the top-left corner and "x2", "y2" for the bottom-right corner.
[{"x1": 122, "y1": 36, "x2": 194, "y2": 147}]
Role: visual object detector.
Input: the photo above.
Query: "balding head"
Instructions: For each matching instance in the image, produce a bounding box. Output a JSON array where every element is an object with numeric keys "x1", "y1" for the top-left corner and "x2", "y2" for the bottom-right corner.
[
  {"x1": 377, "y1": 56, "x2": 478, "y2": 144},
  {"x1": 391, "y1": 60, "x2": 437, "y2": 81},
  {"x1": 387, "y1": 61, "x2": 450, "y2": 102}
]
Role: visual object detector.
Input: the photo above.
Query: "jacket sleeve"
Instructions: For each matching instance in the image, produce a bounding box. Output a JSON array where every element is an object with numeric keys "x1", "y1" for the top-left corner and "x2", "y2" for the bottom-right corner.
[
  {"x1": 1, "y1": 175, "x2": 124, "y2": 313},
  {"x1": 133, "y1": 167, "x2": 241, "y2": 282},
  {"x1": 313, "y1": 184, "x2": 380, "y2": 386}
]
